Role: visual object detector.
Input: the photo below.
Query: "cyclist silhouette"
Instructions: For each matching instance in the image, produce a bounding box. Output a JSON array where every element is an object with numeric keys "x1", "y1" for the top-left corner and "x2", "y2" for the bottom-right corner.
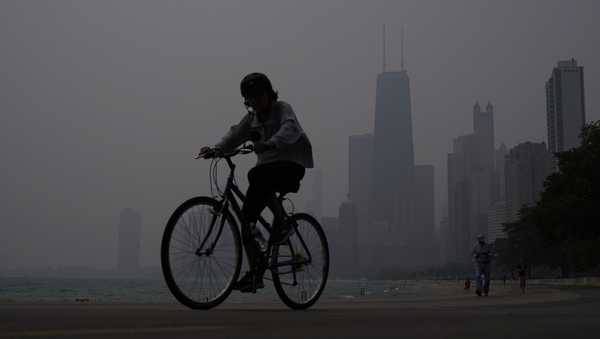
[{"x1": 200, "y1": 73, "x2": 313, "y2": 292}]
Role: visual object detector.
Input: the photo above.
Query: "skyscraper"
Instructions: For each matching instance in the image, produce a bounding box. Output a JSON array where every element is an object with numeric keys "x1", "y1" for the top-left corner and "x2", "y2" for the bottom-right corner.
[
  {"x1": 447, "y1": 134, "x2": 477, "y2": 264},
  {"x1": 493, "y1": 143, "x2": 508, "y2": 202},
  {"x1": 487, "y1": 201, "x2": 507, "y2": 243},
  {"x1": 474, "y1": 102, "x2": 495, "y2": 170},
  {"x1": 371, "y1": 37, "x2": 414, "y2": 237},
  {"x1": 411, "y1": 164, "x2": 435, "y2": 266},
  {"x1": 546, "y1": 59, "x2": 586, "y2": 153},
  {"x1": 117, "y1": 208, "x2": 142, "y2": 273},
  {"x1": 447, "y1": 102, "x2": 497, "y2": 264},
  {"x1": 504, "y1": 142, "x2": 555, "y2": 221}
]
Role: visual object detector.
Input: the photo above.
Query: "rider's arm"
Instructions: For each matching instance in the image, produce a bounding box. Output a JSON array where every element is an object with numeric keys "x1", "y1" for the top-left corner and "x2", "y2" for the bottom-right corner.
[
  {"x1": 215, "y1": 113, "x2": 253, "y2": 152},
  {"x1": 267, "y1": 102, "x2": 302, "y2": 149}
]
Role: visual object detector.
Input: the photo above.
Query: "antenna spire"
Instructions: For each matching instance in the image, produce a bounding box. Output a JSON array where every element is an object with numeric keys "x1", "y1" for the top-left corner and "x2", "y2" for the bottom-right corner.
[
  {"x1": 382, "y1": 24, "x2": 387, "y2": 73},
  {"x1": 401, "y1": 25, "x2": 405, "y2": 70}
]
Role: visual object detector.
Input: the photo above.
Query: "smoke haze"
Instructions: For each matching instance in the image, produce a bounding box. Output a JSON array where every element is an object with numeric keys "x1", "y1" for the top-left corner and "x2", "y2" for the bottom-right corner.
[{"x1": 1, "y1": 0, "x2": 599, "y2": 269}]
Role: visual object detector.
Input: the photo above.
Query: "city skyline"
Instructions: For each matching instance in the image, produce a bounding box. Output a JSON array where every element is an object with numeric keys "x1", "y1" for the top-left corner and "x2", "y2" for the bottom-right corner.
[{"x1": 2, "y1": 1, "x2": 599, "y2": 270}]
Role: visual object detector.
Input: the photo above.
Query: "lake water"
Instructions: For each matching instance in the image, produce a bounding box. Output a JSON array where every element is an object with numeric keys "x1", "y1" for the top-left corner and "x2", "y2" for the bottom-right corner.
[{"x1": 0, "y1": 276, "x2": 457, "y2": 304}]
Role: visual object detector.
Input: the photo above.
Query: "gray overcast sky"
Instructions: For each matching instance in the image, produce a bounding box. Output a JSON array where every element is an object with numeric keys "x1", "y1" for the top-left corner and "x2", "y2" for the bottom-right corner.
[{"x1": 1, "y1": 0, "x2": 599, "y2": 269}]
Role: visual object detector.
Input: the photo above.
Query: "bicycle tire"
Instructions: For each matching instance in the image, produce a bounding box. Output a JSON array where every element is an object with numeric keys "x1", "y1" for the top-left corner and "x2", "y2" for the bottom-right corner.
[
  {"x1": 161, "y1": 196, "x2": 242, "y2": 309},
  {"x1": 271, "y1": 213, "x2": 329, "y2": 310}
]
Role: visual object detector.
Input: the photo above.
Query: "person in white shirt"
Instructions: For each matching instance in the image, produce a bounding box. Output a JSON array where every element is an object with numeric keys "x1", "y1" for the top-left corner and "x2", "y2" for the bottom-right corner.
[{"x1": 200, "y1": 73, "x2": 313, "y2": 292}]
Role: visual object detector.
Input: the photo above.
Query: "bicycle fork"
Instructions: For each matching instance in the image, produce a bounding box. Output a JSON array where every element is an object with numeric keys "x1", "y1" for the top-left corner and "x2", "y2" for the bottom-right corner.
[{"x1": 195, "y1": 199, "x2": 229, "y2": 257}]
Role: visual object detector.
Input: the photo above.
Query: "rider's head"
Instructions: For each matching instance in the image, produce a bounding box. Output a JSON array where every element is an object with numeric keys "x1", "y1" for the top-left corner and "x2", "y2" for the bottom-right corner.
[
  {"x1": 240, "y1": 73, "x2": 278, "y2": 114},
  {"x1": 477, "y1": 234, "x2": 485, "y2": 244}
]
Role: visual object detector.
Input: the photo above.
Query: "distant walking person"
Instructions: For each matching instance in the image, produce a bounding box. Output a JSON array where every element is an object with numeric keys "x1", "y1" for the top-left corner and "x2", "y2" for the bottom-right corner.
[
  {"x1": 472, "y1": 234, "x2": 494, "y2": 296},
  {"x1": 517, "y1": 265, "x2": 527, "y2": 294}
]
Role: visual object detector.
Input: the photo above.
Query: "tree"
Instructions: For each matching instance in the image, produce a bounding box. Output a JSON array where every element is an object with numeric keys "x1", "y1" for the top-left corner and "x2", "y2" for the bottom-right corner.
[
  {"x1": 538, "y1": 121, "x2": 600, "y2": 276},
  {"x1": 500, "y1": 121, "x2": 600, "y2": 277}
]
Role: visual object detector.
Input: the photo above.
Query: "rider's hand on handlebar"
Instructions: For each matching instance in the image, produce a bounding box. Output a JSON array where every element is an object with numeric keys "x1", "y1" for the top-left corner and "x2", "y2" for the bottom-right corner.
[{"x1": 198, "y1": 146, "x2": 216, "y2": 159}]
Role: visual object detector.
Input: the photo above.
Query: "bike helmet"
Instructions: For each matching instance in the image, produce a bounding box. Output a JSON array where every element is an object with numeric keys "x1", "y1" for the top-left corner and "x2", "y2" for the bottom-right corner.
[{"x1": 240, "y1": 72, "x2": 278, "y2": 100}]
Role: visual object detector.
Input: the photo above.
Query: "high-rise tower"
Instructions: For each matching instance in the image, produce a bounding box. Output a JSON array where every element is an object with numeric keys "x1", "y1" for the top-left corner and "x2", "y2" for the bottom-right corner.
[
  {"x1": 372, "y1": 26, "x2": 415, "y2": 237},
  {"x1": 474, "y1": 101, "x2": 495, "y2": 170},
  {"x1": 546, "y1": 59, "x2": 586, "y2": 153},
  {"x1": 447, "y1": 102, "x2": 497, "y2": 264}
]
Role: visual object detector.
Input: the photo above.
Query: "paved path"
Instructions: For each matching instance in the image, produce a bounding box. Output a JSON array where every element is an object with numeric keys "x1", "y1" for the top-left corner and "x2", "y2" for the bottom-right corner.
[{"x1": 1, "y1": 285, "x2": 598, "y2": 338}]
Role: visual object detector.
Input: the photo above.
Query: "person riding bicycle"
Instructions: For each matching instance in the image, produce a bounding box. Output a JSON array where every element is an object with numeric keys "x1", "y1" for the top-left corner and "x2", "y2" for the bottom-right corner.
[{"x1": 200, "y1": 73, "x2": 314, "y2": 293}]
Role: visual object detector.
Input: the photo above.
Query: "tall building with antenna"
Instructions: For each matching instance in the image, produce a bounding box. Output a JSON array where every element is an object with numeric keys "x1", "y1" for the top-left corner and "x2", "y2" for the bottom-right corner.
[{"x1": 371, "y1": 25, "x2": 415, "y2": 249}]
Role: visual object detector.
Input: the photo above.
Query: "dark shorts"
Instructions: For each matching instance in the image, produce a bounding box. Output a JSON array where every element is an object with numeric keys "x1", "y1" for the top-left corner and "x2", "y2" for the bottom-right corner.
[
  {"x1": 242, "y1": 161, "x2": 305, "y2": 224},
  {"x1": 247, "y1": 161, "x2": 306, "y2": 195}
]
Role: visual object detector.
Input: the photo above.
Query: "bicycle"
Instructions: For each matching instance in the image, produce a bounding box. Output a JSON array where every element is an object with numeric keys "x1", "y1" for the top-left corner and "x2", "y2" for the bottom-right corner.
[{"x1": 160, "y1": 144, "x2": 329, "y2": 310}]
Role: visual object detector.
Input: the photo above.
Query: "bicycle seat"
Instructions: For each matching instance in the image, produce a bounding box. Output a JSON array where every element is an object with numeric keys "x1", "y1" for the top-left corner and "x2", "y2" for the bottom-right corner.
[{"x1": 277, "y1": 180, "x2": 300, "y2": 196}]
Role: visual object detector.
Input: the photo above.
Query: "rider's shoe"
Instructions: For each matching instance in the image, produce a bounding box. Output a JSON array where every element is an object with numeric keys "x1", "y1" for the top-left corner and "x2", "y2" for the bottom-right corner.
[
  {"x1": 233, "y1": 271, "x2": 265, "y2": 293},
  {"x1": 270, "y1": 218, "x2": 295, "y2": 245},
  {"x1": 475, "y1": 289, "x2": 482, "y2": 297}
]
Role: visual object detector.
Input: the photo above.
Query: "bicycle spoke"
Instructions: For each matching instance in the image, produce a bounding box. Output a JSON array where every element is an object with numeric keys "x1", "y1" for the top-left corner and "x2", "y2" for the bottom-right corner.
[
  {"x1": 273, "y1": 215, "x2": 328, "y2": 308},
  {"x1": 210, "y1": 257, "x2": 230, "y2": 278},
  {"x1": 171, "y1": 234, "x2": 194, "y2": 249},
  {"x1": 188, "y1": 209, "x2": 200, "y2": 243},
  {"x1": 206, "y1": 259, "x2": 218, "y2": 297},
  {"x1": 197, "y1": 255, "x2": 209, "y2": 299},
  {"x1": 188, "y1": 258, "x2": 203, "y2": 299},
  {"x1": 162, "y1": 199, "x2": 241, "y2": 308}
]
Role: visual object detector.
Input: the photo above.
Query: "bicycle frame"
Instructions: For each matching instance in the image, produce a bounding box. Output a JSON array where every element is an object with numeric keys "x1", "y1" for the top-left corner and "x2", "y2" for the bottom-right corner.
[{"x1": 197, "y1": 154, "x2": 313, "y2": 273}]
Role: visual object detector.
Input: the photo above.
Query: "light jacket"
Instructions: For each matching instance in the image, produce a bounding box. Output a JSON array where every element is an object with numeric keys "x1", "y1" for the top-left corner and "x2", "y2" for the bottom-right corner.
[
  {"x1": 472, "y1": 242, "x2": 494, "y2": 265},
  {"x1": 215, "y1": 100, "x2": 314, "y2": 168}
]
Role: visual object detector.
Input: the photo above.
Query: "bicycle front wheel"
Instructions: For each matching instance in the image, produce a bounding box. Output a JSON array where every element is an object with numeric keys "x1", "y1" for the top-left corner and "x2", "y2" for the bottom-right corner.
[
  {"x1": 271, "y1": 213, "x2": 329, "y2": 310},
  {"x1": 161, "y1": 197, "x2": 242, "y2": 309}
]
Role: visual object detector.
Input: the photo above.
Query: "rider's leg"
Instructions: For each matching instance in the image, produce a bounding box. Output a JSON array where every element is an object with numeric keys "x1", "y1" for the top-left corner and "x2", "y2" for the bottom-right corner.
[
  {"x1": 475, "y1": 264, "x2": 483, "y2": 295},
  {"x1": 266, "y1": 195, "x2": 297, "y2": 244},
  {"x1": 241, "y1": 165, "x2": 272, "y2": 275},
  {"x1": 235, "y1": 182, "x2": 269, "y2": 291},
  {"x1": 237, "y1": 164, "x2": 292, "y2": 292},
  {"x1": 265, "y1": 162, "x2": 306, "y2": 243},
  {"x1": 483, "y1": 264, "x2": 491, "y2": 295},
  {"x1": 239, "y1": 162, "x2": 305, "y2": 283},
  {"x1": 266, "y1": 195, "x2": 286, "y2": 226}
]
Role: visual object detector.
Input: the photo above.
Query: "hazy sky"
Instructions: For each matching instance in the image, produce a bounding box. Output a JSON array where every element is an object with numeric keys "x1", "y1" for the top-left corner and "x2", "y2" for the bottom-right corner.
[{"x1": 1, "y1": 0, "x2": 599, "y2": 270}]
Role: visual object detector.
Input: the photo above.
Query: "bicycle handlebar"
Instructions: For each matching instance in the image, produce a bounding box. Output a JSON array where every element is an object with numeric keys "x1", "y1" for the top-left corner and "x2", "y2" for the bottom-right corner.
[{"x1": 195, "y1": 144, "x2": 254, "y2": 159}]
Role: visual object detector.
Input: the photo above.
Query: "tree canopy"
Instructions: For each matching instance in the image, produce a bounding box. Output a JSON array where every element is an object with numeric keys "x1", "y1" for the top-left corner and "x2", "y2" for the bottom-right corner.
[{"x1": 498, "y1": 121, "x2": 600, "y2": 277}]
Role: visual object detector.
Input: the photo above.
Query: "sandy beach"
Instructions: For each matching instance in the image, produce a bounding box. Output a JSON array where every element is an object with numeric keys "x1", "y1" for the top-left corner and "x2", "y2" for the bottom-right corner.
[{"x1": 2, "y1": 283, "x2": 598, "y2": 338}]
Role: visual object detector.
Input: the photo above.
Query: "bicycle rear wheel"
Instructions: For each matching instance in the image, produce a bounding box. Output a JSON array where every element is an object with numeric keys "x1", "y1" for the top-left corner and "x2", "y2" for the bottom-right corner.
[
  {"x1": 271, "y1": 213, "x2": 329, "y2": 310},
  {"x1": 161, "y1": 197, "x2": 242, "y2": 309}
]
